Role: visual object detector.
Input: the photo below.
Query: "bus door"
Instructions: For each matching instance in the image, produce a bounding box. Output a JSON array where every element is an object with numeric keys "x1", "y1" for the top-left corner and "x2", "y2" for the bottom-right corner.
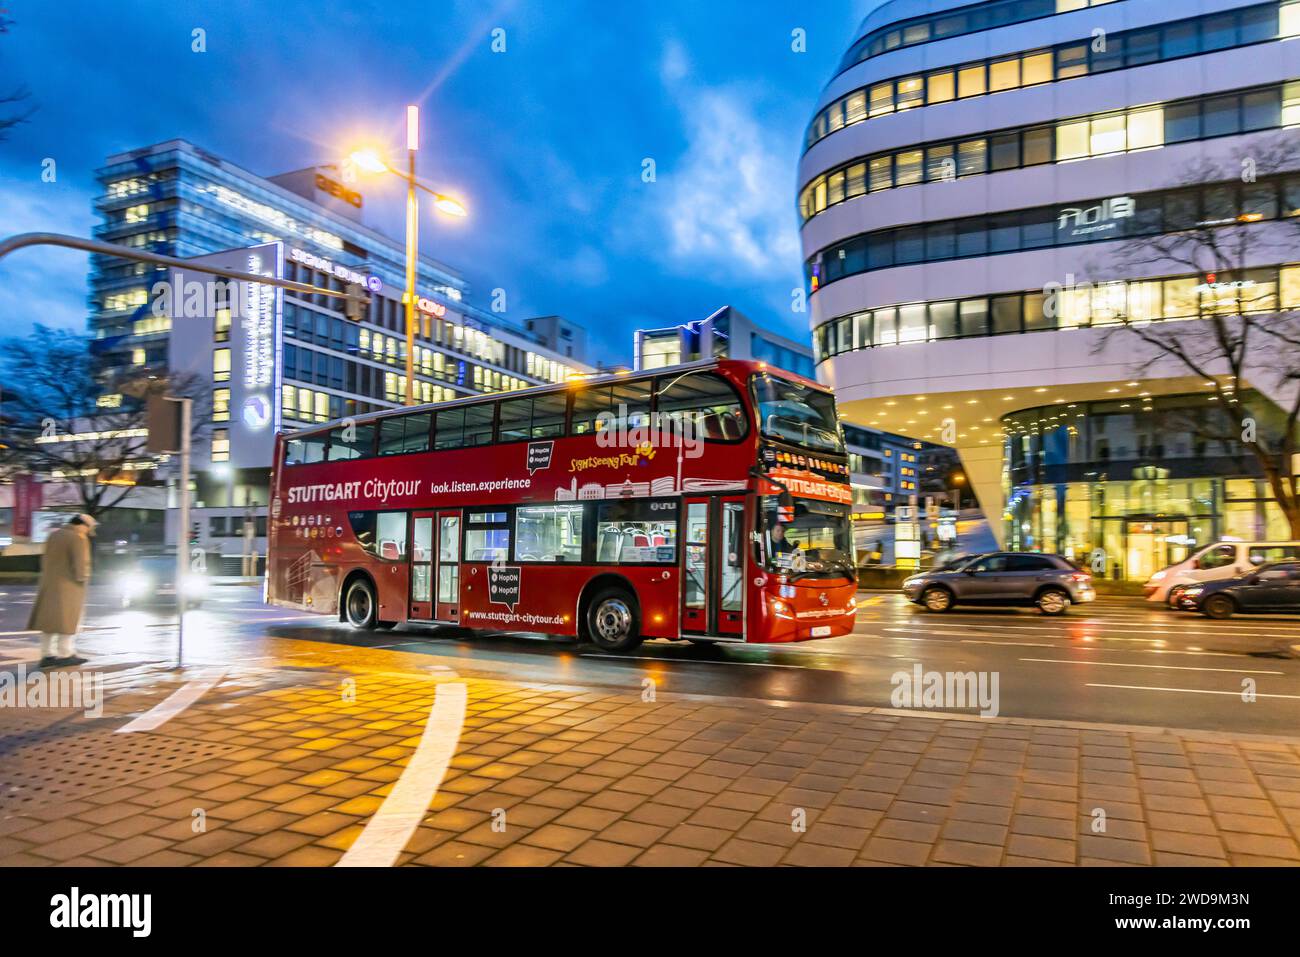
[
  {"x1": 435, "y1": 510, "x2": 462, "y2": 623},
  {"x1": 681, "y1": 495, "x2": 746, "y2": 639},
  {"x1": 409, "y1": 512, "x2": 436, "y2": 620}
]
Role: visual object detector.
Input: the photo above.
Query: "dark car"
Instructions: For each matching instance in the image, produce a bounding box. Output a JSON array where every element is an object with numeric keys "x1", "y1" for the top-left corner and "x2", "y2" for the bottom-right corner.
[
  {"x1": 116, "y1": 554, "x2": 210, "y2": 609},
  {"x1": 901, "y1": 551, "x2": 1095, "y2": 615},
  {"x1": 1181, "y1": 560, "x2": 1300, "y2": 619}
]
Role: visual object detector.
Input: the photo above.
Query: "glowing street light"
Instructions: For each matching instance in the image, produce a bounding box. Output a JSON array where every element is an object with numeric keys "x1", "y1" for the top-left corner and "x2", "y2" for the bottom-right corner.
[{"x1": 347, "y1": 105, "x2": 469, "y2": 405}]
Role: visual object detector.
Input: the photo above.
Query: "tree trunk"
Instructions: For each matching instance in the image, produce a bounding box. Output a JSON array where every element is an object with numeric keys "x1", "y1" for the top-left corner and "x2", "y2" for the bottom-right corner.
[{"x1": 1259, "y1": 456, "x2": 1300, "y2": 539}]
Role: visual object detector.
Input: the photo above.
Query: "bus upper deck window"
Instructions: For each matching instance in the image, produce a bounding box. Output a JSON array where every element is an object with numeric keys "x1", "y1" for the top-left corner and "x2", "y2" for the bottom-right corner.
[{"x1": 285, "y1": 434, "x2": 326, "y2": 465}]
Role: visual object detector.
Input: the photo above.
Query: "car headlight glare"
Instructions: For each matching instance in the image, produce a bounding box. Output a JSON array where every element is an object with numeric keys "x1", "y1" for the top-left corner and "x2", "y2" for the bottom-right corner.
[
  {"x1": 119, "y1": 574, "x2": 150, "y2": 598},
  {"x1": 181, "y1": 574, "x2": 209, "y2": 596}
]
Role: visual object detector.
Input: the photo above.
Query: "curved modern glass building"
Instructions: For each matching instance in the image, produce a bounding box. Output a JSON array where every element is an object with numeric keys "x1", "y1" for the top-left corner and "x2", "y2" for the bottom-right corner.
[{"x1": 801, "y1": 0, "x2": 1300, "y2": 579}]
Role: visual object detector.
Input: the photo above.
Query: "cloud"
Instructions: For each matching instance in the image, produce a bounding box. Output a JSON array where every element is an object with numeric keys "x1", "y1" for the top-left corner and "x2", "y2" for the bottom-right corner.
[
  {"x1": 650, "y1": 45, "x2": 801, "y2": 278},
  {"x1": 0, "y1": 174, "x2": 96, "y2": 335}
]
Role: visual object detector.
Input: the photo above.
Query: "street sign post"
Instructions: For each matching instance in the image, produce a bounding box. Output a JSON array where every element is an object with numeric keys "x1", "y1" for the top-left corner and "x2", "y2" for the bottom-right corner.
[{"x1": 147, "y1": 394, "x2": 193, "y2": 668}]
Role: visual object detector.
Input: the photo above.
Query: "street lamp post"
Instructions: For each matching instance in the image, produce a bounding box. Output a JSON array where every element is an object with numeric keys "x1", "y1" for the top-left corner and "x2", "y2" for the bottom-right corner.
[
  {"x1": 403, "y1": 105, "x2": 419, "y2": 406},
  {"x1": 349, "y1": 107, "x2": 467, "y2": 406}
]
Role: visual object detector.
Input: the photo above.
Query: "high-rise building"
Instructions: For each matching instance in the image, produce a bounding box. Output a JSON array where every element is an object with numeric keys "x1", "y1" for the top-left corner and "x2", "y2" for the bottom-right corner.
[
  {"x1": 634, "y1": 306, "x2": 816, "y2": 378},
  {"x1": 801, "y1": 0, "x2": 1300, "y2": 579},
  {"x1": 525, "y1": 315, "x2": 587, "y2": 362}
]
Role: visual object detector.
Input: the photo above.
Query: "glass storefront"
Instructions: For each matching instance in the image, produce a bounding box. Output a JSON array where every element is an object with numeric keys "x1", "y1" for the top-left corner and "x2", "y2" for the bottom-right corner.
[{"x1": 1002, "y1": 392, "x2": 1294, "y2": 579}]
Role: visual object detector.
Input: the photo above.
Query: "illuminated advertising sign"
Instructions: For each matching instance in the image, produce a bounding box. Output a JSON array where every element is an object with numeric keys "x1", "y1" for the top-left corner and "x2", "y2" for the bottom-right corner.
[
  {"x1": 288, "y1": 247, "x2": 382, "y2": 293},
  {"x1": 202, "y1": 183, "x2": 344, "y2": 251},
  {"x1": 416, "y1": 296, "x2": 447, "y2": 317},
  {"x1": 314, "y1": 172, "x2": 363, "y2": 209},
  {"x1": 166, "y1": 243, "x2": 284, "y2": 470},
  {"x1": 1057, "y1": 196, "x2": 1135, "y2": 239}
]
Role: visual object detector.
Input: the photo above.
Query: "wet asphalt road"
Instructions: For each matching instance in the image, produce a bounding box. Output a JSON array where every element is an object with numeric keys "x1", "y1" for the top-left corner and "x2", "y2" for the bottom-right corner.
[{"x1": 2, "y1": 584, "x2": 1299, "y2": 737}]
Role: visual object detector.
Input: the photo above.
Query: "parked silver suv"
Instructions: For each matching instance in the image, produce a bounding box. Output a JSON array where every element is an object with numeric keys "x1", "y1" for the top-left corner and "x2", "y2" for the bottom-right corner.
[{"x1": 902, "y1": 552, "x2": 1095, "y2": 615}]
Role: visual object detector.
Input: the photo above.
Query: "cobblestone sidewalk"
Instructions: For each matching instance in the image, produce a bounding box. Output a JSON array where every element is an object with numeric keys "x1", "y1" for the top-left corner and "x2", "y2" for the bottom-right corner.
[{"x1": 1, "y1": 644, "x2": 1298, "y2": 867}]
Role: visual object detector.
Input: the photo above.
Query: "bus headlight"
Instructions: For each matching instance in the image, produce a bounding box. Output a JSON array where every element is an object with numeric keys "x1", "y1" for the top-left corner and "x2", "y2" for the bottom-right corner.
[{"x1": 768, "y1": 598, "x2": 794, "y2": 619}]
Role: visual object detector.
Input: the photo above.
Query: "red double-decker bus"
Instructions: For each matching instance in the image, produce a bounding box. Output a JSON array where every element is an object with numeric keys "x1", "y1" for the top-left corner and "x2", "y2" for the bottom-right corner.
[{"x1": 266, "y1": 359, "x2": 857, "y2": 652}]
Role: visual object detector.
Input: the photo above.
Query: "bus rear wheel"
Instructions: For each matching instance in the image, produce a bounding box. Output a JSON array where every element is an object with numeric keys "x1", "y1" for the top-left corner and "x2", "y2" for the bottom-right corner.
[
  {"x1": 344, "y1": 578, "x2": 379, "y2": 630},
  {"x1": 586, "y1": 587, "x2": 643, "y2": 653}
]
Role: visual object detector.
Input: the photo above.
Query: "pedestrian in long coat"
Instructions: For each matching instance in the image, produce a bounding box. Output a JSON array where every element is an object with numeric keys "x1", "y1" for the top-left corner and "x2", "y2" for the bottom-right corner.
[{"x1": 28, "y1": 514, "x2": 97, "y2": 667}]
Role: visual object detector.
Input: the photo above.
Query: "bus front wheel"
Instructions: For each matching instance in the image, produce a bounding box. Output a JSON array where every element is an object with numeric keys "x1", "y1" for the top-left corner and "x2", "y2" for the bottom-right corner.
[
  {"x1": 586, "y1": 587, "x2": 643, "y2": 653},
  {"x1": 344, "y1": 578, "x2": 379, "y2": 630}
]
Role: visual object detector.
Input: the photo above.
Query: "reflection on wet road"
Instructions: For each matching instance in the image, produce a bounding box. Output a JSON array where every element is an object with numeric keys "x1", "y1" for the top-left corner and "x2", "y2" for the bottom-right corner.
[{"x1": 2, "y1": 585, "x2": 1299, "y2": 735}]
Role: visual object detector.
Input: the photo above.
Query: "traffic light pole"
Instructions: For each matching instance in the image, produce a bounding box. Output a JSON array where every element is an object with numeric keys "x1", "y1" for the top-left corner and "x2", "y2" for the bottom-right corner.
[{"x1": 176, "y1": 397, "x2": 192, "y2": 669}]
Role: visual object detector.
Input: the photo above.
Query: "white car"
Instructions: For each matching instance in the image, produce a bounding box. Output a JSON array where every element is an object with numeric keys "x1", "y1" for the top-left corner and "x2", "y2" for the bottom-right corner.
[{"x1": 1144, "y1": 540, "x2": 1300, "y2": 606}]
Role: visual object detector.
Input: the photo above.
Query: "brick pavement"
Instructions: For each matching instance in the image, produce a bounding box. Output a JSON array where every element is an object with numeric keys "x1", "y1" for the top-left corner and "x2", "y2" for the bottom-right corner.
[{"x1": 1, "y1": 641, "x2": 1299, "y2": 866}]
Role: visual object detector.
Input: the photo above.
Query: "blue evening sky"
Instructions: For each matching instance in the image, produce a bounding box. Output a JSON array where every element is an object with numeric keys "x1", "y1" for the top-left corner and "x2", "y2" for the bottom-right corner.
[{"x1": 0, "y1": 0, "x2": 880, "y2": 366}]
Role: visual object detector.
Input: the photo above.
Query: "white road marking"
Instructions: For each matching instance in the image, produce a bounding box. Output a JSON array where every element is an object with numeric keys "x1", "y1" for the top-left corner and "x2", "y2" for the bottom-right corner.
[
  {"x1": 858, "y1": 629, "x2": 1246, "y2": 657},
  {"x1": 116, "y1": 673, "x2": 226, "y2": 732},
  {"x1": 1087, "y1": 683, "x2": 1300, "y2": 700},
  {"x1": 0, "y1": 630, "x2": 38, "y2": 636},
  {"x1": 337, "y1": 681, "x2": 467, "y2": 868},
  {"x1": 244, "y1": 615, "x2": 325, "y2": 623},
  {"x1": 1021, "y1": 657, "x2": 1284, "y2": 675},
  {"x1": 885, "y1": 617, "x2": 1297, "y2": 635},
  {"x1": 959, "y1": 639, "x2": 1059, "y2": 648}
]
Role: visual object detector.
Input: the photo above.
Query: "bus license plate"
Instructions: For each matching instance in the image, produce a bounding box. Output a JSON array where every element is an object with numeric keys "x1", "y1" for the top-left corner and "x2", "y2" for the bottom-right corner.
[{"x1": 810, "y1": 625, "x2": 832, "y2": 637}]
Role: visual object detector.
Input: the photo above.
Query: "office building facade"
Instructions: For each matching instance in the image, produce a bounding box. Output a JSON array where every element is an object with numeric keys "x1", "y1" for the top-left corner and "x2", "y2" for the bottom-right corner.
[{"x1": 802, "y1": 0, "x2": 1300, "y2": 579}]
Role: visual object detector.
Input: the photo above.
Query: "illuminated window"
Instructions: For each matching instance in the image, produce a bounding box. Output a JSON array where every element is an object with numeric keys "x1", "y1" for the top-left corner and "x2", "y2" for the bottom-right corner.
[
  {"x1": 845, "y1": 91, "x2": 867, "y2": 123},
  {"x1": 1127, "y1": 108, "x2": 1164, "y2": 150},
  {"x1": 895, "y1": 150, "x2": 923, "y2": 186},
  {"x1": 1163, "y1": 278, "x2": 1198, "y2": 319},
  {"x1": 133, "y1": 315, "x2": 171, "y2": 335},
  {"x1": 132, "y1": 348, "x2": 146, "y2": 366},
  {"x1": 989, "y1": 57, "x2": 1019, "y2": 92},
  {"x1": 1090, "y1": 114, "x2": 1127, "y2": 154},
  {"x1": 213, "y1": 348, "x2": 231, "y2": 382},
  {"x1": 1281, "y1": 266, "x2": 1300, "y2": 309},
  {"x1": 869, "y1": 156, "x2": 892, "y2": 191},
  {"x1": 214, "y1": 308, "x2": 231, "y2": 343},
  {"x1": 869, "y1": 82, "x2": 894, "y2": 116},
  {"x1": 211, "y1": 429, "x2": 230, "y2": 462},
  {"x1": 1021, "y1": 51, "x2": 1053, "y2": 86},
  {"x1": 1284, "y1": 81, "x2": 1300, "y2": 127},
  {"x1": 1128, "y1": 281, "x2": 1162, "y2": 322},
  {"x1": 213, "y1": 388, "x2": 230, "y2": 422},
  {"x1": 1283, "y1": 1, "x2": 1300, "y2": 38},
  {"x1": 1056, "y1": 119, "x2": 1090, "y2": 160},
  {"x1": 896, "y1": 76, "x2": 924, "y2": 110},
  {"x1": 124, "y1": 204, "x2": 149, "y2": 224},
  {"x1": 926, "y1": 71, "x2": 954, "y2": 104},
  {"x1": 957, "y1": 64, "x2": 985, "y2": 98}
]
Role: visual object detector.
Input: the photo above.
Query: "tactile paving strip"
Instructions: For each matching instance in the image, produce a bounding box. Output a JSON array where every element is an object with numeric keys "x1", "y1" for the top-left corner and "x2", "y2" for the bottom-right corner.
[{"x1": 0, "y1": 720, "x2": 241, "y2": 812}]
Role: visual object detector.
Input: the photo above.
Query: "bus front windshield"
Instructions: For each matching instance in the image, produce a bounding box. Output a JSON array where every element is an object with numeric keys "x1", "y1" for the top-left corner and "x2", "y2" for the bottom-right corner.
[
  {"x1": 752, "y1": 374, "x2": 844, "y2": 454},
  {"x1": 762, "y1": 497, "x2": 854, "y2": 580}
]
